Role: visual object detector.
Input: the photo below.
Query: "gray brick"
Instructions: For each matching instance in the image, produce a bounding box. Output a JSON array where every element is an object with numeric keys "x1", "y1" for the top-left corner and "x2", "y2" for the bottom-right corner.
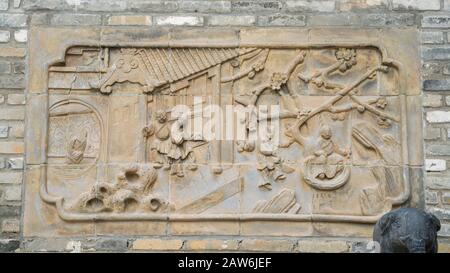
[
  {"x1": 0, "y1": 239, "x2": 20, "y2": 253},
  {"x1": 0, "y1": 158, "x2": 4, "y2": 169},
  {"x1": 423, "y1": 94, "x2": 442, "y2": 107},
  {"x1": 286, "y1": 0, "x2": 335, "y2": 12},
  {"x1": 24, "y1": 0, "x2": 127, "y2": 11},
  {"x1": 421, "y1": 31, "x2": 444, "y2": 44},
  {"x1": 4, "y1": 185, "x2": 21, "y2": 201},
  {"x1": 424, "y1": 127, "x2": 441, "y2": 140},
  {"x1": 423, "y1": 79, "x2": 450, "y2": 91},
  {"x1": 444, "y1": 0, "x2": 450, "y2": 11},
  {"x1": 439, "y1": 224, "x2": 450, "y2": 237},
  {"x1": 13, "y1": 0, "x2": 21, "y2": 8},
  {"x1": 7, "y1": 158, "x2": 23, "y2": 170},
  {"x1": 0, "y1": 125, "x2": 8, "y2": 138},
  {"x1": 207, "y1": 15, "x2": 255, "y2": 26},
  {"x1": 422, "y1": 46, "x2": 450, "y2": 61},
  {"x1": 0, "y1": 14, "x2": 28, "y2": 27},
  {"x1": 0, "y1": 94, "x2": 3, "y2": 104},
  {"x1": 0, "y1": 172, "x2": 22, "y2": 184},
  {"x1": 11, "y1": 62, "x2": 24, "y2": 74},
  {"x1": 392, "y1": 0, "x2": 440, "y2": 11},
  {"x1": 89, "y1": 238, "x2": 129, "y2": 252},
  {"x1": 231, "y1": 1, "x2": 282, "y2": 12},
  {"x1": 425, "y1": 191, "x2": 439, "y2": 205},
  {"x1": 127, "y1": 1, "x2": 178, "y2": 12},
  {"x1": 0, "y1": 205, "x2": 20, "y2": 217},
  {"x1": 0, "y1": 75, "x2": 25, "y2": 89},
  {"x1": 7, "y1": 94, "x2": 25, "y2": 105},
  {"x1": 422, "y1": 62, "x2": 442, "y2": 77},
  {"x1": 0, "y1": 30, "x2": 9, "y2": 42},
  {"x1": 22, "y1": 238, "x2": 74, "y2": 252},
  {"x1": 0, "y1": 108, "x2": 24, "y2": 120},
  {"x1": 0, "y1": 61, "x2": 10, "y2": 74},
  {"x1": 426, "y1": 174, "x2": 450, "y2": 189},
  {"x1": 422, "y1": 16, "x2": 450, "y2": 28},
  {"x1": 426, "y1": 144, "x2": 450, "y2": 156},
  {"x1": 0, "y1": 0, "x2": 8, "y2": 11},
  {"x1": 155, "y1": 16, "x2": 203, "y2": 26},
  {"x1": 362, "y1": 13, "x2": 415, "y2": 27},
  {"x1": 308, "y1": 14, "x2": 361, "y2": 26},
  {"x1": 258, "y1": 14, "x2": 306, "y2": 26},
  {"x1": 179, "y1": 1, "x2": 231, "y2": 13},
  {"x1": 50, "y1": 14, "x2": 101, "y2": 26},
  {"x1": 429, "y1": 207, "x2": 450, "y2": 220}
]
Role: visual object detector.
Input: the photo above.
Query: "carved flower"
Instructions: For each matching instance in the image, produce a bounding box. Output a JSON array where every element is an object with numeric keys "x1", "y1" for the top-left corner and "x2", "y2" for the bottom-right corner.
[
  {"x1": 376, "y1": 117, "x2": 391, "y2": 128},
  {"x1": 376, "y1": 97, "x2": 388, "y2": 109},
  {"x1": 335, "y1": 48, "x2": 357, "y2": 72},
  {"x1": 270, "y1": 72, "x2": 288, "y2": 90},
  {"x1": 252, "y1": 60, "x2": 265, "y2": 72},
  {"x1": 155, "y1": 110, "x2": 167, "y2": 123}
]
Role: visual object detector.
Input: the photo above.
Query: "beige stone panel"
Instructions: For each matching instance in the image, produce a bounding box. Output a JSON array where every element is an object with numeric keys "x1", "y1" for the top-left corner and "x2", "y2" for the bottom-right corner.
[
  {"x1": 240, "y1": 28, "x2": 308, "y2": 47},
  {"x1": 132, "y1": 239, "x2": 183, "y2": 251},
  {"x1": 95, "y1": 221, "x2": 167, "y2": 236},
  {"x1": 240, "y1": 239, "x2": 294, "y2": 252},
  {"x1": 240, "y1": 221, "x2": 313, "y2": 236},
  {"x1": 295, "y1": 240, "x2": 350, "y2": 253},
  {"x1": 184, "y1": 239, "x2": 239, "y2": 251},
  {"x1": 170, "y1": 28, "x2": 239, "y2": 47},
  {"x1": 28, "y1": 27, "x2": 101, "y2": 94},
  {"x1": 405, "y1": 95, "x2": 424, "y2": 166},
  {"x1": 25, "y1": 94, "x2": 48, "y2": 164},
  {"x1": 311, "y1": 222, "x2": 373, "y2": 237},
  {"x1": 23, "y1": 166, "x2": 95, "y2": 237},
  {"x1": 376, "y1": 28, "x2": 420, "y2": 96},
  {"x1": 169, "y1": 221, "x2": 239, "y2": 235},
  {"x1": 107, "y1": 95, "x2": 146, "y2": 162}
]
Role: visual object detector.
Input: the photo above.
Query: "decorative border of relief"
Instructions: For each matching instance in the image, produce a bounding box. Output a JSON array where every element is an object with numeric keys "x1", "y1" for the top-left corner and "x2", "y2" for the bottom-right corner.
[{"x1": 26, "y1": 27, "x2": 421, "y2": 224}]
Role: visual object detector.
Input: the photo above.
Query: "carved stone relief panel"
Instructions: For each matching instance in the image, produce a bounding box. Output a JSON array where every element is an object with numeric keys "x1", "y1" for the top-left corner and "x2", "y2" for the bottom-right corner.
[{"x1": 24, "y1": 27, "x2": 422, "y2": 237}]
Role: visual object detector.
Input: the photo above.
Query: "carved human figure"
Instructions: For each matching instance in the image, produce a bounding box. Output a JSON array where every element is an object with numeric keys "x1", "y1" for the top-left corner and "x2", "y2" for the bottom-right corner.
[
  {"x1": 309, "y1": 125, "x2": 350, "y2": 180},
  {"x1": 67, "y1": 131, "x2": 88, "y2": 164},
  {"x1": 150, "y1": 110, "x2": 197, "y2": 177}
]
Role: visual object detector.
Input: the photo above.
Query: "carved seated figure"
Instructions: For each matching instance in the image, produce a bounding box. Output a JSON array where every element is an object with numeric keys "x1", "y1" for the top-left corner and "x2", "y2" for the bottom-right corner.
[
  {"x1": 308, "y1": 125, "x2": 350, "y2": 180},
  {"x1": 67, "y1": 131, "x2": 88, "y2": 164}
]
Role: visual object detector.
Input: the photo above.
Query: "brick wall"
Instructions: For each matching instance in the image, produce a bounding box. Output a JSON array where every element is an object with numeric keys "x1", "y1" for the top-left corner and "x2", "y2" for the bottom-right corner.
[{"x1": 0, "y1": 0, "x2": 449, "y2": 252}]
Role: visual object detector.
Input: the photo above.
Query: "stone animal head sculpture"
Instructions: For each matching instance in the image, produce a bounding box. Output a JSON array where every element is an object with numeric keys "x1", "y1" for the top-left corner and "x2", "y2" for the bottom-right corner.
[{"x1": 373, "y1": 208, "x2": 441, "y2": 253}]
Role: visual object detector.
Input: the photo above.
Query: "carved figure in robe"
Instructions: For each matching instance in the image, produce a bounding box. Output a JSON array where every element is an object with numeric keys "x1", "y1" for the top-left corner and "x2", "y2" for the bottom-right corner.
[{"x1": 67, "y1": 131, "x2": 87, "y2": 164}]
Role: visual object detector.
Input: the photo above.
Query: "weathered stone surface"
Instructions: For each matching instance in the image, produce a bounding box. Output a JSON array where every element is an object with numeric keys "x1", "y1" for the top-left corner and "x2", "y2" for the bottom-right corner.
[
  {"x1": 0, "y1": 14, "x2": 28, "y2": 27},
  {"x1": 0, "y1": 30, "x2": 10, "y2": 42},
  {"x1": 0, "y1": 239, "x2": 20, "y2": 252},
  {"x1": 421, "y1": 31, "x2": 444, "y2": 44},
  {"x1": 179, "y1": 1, "x2": 231, "y2": 13},
  {"x1": 258, "y1": 14, "x2": 306, "y2": 26},
  {"x1": 392, "y1": 0, "x2": 440, "y2": 11},
  {"x1": 425, "y1": 159, "x2": 447, "y2": 172},
  {"x1": 14, "y1": 29, "x2": 27, "y2": 42},
  {"x1": 422, "y1": 16, "x2": 450, "y2": 28},
  {"x1": 296, "y1": 240, "x2": 350, "y2": 253},
  {"x1": 50, "y1": 14, "x2": 101, "y2": 26},
  {"x1": 2, "y1": 219, "x2": 20, "y2": 233},
  {"x1": 285, "y1": 0, "x2": 335, "y2": 12},
  {"x1": 422, "y1": 46, "x2": 450, "y2": 61},
  {"x1": 240, "y1": 239, "x2": 293, "y2": 252},
  {"x1": 0, "y1": 172, "x2": 22, "y2": 184},
  {"x1": 155, "y1": 15, "x2": 203, "y2": 26},
  {"x1": 423, "y1": 94, "x2": 442, "y2": 107},
  {"x1": 0, "y1": 47, "x2": 26, "y2": 58},
  {"x1": 107, "y1": 15, "x2": 152, "y2": 26},
  {"x1": 184, "y1": 239, "x2": 239, "y2": 251},
  {"x1": 207, "y1": 15, "x2": 255, "y2": 26},
  {"x1": 423, "y1": 79, "x2": 450, "y2": 91},
  {"x1": 427, "y1": 111, "x2": 450, "y2": 123},
  {"x1": 132, "y1": 239, "x2": 183, "y2": 251}
]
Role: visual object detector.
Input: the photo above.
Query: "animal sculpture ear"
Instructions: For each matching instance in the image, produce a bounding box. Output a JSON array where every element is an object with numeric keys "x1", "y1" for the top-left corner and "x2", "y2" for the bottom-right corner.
[
  {"x1": 428, "y1": 214, "x2": 441, "y2": 232},
  {"x1": 378, "y1": 213, "x2": 394, "y2": 235}
]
